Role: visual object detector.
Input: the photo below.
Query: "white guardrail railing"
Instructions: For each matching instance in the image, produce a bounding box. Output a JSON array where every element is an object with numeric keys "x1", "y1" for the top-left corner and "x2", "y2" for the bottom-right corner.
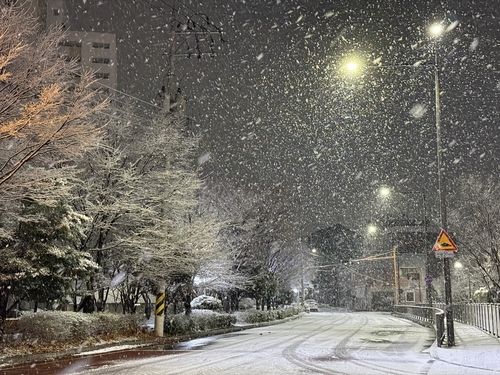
[
  {"x1": 433, "y1": 302, "x2": 500, "y2": 337},
  {"x1": 395, "y1": 303, "x2": 500, "y2": 345}
]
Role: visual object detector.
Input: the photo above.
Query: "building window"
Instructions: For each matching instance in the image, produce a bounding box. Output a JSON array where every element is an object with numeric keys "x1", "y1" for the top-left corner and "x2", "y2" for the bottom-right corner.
[
  {"x1": 91, "y1": 57, "x2": 110, "y2": 64},
  {"x1": 59, "y1": 41, "x2": 82, "y2": 48},
  {"x1": 400, "y1": 267, "x2": 420, "y2": 281},
  {"x1": 92, "y1": 42, "x2": 111, "y2": 49},
  {"x1": 406, "y1": 291, "x2": 415, "y2": 302},
  {"x1": 53, "y1": 8, "x2": 60, "y2": 15},
  {"x1": 94, "y1": 72, "x2": 110, "y2": 79}
]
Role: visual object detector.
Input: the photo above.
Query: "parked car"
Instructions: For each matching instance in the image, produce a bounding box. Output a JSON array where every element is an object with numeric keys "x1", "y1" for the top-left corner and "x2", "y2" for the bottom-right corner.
[{"x1": 305, "y1": 299, "x2": 319, "y2": 312}]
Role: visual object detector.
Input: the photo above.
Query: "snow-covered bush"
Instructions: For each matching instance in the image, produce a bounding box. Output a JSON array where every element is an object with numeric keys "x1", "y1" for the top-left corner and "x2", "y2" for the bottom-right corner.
[
  {"x1": 238, "y1": 297, "x2": 256, "y2": 310},
  {"x1": 238, "y1": 307, "x2": 300, "y2": 324},
  {"x1": 164, "y1": 310, "x2": 235, "y2": 335},
  {"x1": 18, "y1": 311, "x2": 142, "y2": 342},
  {"x1": 190, "y1": 295, "x2": 223, "y2": 311}
]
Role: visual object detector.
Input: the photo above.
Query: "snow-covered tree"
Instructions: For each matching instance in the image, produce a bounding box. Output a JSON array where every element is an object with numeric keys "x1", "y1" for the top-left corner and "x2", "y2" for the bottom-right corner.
[
  {"x1": 5, "y1": 198, "x2": 96, "y2": 310},
  {"x1": 0, "y1": 5, "x2": 106, "y2": 194},
  {"x1": 75, "y1": 108, "x2": 218, "y2": 313},
  {"x1": 449, "y1": 175, "x2": 500, "y2": 302},
  {"x1": 205, "y1": 183, "x2": 297, "y2": 310},
  {"x1": 0, "y1": 5, "x2": 106, "y2": 323},
  {"x1": 307, "y1": 225, "x2": 363, "y2": 306}
]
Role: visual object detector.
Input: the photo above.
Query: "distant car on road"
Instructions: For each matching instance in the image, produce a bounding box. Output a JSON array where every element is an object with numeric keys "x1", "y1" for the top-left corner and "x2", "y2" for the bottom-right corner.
[{"x1": 305, "y1": 299, "x2": 319, "y2": 312}]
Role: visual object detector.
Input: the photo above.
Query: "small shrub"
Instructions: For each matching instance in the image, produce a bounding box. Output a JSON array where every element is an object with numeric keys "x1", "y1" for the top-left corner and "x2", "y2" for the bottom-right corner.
[
  {"x1": 164, "y1": 310, "x2": 236, "y2": 335},
  {"x1": 190, "y1": 295, "x2": 223, "y2": 311},
  {"x1": 239, "y1": 307, "x2": 299, "y2": 324},
  {"x1": 18, "y1": 311, "x2": 143, "y2": 342}
]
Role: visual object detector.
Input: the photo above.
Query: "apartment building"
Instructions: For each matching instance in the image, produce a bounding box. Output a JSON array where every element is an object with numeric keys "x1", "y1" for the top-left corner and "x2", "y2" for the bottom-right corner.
[{"x1": 27, "y1": 0, "x2": 117, "y2": 91}]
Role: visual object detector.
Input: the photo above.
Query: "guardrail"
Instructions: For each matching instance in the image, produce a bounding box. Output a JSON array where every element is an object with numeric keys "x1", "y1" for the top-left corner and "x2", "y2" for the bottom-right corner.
[
  {"x1": 434, "y1": 302, "x2": 500, "y2": 337},
  {"x1": 393, "y1": 305, "x2": 446, "y2": 347}
]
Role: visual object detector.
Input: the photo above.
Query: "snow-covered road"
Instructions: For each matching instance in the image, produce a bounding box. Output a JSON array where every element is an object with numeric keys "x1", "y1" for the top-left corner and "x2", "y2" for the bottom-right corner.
[{"x1": 73, "y1": 311, "x2": 495, "y2": 375}]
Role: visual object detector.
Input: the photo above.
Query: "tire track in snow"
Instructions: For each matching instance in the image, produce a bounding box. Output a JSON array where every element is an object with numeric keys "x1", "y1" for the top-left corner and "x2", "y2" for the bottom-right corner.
[{"x1": 282, "y1": 313, "x2": 354, "y2": 375}]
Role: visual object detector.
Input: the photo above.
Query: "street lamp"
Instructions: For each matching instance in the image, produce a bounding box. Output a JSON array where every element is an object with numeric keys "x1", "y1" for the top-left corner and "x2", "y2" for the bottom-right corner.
[
  {"x1": 379, "y1": 187, "x2": 391, "y2": 198},
  {"x1": 367, "y1": 224, "x2": 377, "y2": 235},
  {"x1": 430, "y1": 23, "x2": 455, "y2": 347},
  {"x1": 342, "y1": 22, "x2": 455, "y2": 345},
  {"x1": 430, "y1": 23, "x2": 444, "y2": 37}
]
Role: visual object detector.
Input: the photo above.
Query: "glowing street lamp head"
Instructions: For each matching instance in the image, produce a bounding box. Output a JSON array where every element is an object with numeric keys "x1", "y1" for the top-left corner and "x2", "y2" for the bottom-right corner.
[
  {"x1": 379, "y1": 187, "x2": 391, "y2": 197},
  {"x1": 430, "y1": 23, "x2": 444, "y2": 37},
  {"x1": 339, "y1": 55, "x2": 365, "y2": 77},
  {"x1": 367, "y1": 224, "x2": 377, "y2": 235},
  {"x1": 346, "y1": 61, "x2": 358, "y2": 72}
]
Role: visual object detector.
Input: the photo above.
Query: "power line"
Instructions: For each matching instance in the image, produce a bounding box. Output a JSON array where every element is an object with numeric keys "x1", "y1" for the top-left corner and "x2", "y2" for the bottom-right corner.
[
  {"x1": 94, "y1": 81, "x2": 160, "y2": 110},
  {"x1": 143, "y1": 0, "x2": 184, "y2": 25},
  {"x1": 156, "y1": 0, "x2": 222, "y2": 34},
  {"x1": 101, "y1": 103, "x2": 152, "y2": 122}
]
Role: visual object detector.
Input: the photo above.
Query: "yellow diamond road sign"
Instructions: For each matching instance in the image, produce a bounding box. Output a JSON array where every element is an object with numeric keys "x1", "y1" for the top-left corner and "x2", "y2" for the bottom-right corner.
[{"x1": 432, "y1": 229, "x2": 458, "y2": 252}]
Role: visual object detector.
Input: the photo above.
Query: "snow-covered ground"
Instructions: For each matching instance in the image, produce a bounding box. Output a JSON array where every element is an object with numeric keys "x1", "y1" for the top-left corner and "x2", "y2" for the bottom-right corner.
[
  {"x1": 429, "y1": 322, "x2": 500, "y2": 374},
  {"x1": 71, "y1": 311, "x2": 500, "y2": 375}
]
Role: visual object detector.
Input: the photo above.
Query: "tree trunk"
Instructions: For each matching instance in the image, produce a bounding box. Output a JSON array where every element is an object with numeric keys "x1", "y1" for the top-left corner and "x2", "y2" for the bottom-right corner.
[
  {"x1": 142, "y1": 292, "x2": 151, "y2": 320},
  {"x1": 96, "y1": 287, "x2": 108, "y2": 312},
  {"x1": 0, "y1": 293, "x2": 10, "y2": 328},
  {"x1": 184, "y1": 283, "x2": 192, "y2": 316},
  {"x1": 72, "y1": 279, "x2": 78, "y2": 312}
]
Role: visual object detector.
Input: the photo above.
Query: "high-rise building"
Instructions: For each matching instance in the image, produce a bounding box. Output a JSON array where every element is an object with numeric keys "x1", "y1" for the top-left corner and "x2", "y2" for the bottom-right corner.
[{"x1": 26, "y1": 0, "x2": 117, "y2": 92}]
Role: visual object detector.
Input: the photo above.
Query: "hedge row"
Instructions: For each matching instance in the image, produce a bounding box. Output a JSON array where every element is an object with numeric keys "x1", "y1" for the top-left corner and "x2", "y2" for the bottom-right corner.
[
  {"x1": 18, "y1": 311, "x2": 142, "y2": 342},
  {"x1": 15, "y1": 307, "x2": 300, "y2": 342},
  {"x1": 238, "y1": 307, "x2": 300, "y2": 324},
  {"x1": 164, "y1": 310, "x2": 236, "y2": 335}
]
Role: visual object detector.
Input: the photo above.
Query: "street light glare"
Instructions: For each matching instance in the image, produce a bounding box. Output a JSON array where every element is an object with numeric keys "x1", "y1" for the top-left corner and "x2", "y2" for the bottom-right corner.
[
  {"x1": 347, "y1": 62, "x2": 358, "y2": 71},
  {"x1": 379, "y1": 187, "x2": 391, "y2": 197},
  {"x1": 367, "y1": 225, "x2": 377, "y2": 234},
  {"x1": 430, "y1": 23, "x2": 444, "y2": 37},
  {"x1": 339, "y1": 55, "x2": 365, "y2": 77}
]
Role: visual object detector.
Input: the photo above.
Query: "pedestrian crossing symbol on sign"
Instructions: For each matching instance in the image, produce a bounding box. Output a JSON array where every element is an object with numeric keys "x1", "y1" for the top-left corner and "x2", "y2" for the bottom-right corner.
[{"x1": 432, "y1": 229, "x2": 458, "y2": 252}]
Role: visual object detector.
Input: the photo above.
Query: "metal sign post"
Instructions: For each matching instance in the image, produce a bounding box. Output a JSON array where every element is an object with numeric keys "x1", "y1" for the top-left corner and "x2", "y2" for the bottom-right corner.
[{"x1": 433, "y1": 229, "x2": 457, "y2": 347}]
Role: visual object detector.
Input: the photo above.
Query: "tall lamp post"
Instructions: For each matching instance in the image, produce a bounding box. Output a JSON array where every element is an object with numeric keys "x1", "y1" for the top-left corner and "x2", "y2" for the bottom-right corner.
[
  {"x1": 340, "y1": 22, "x2": 455, "y2": 346},
  {"x1": 430, "y1": 22, "x2": 455, "y2": 347}
]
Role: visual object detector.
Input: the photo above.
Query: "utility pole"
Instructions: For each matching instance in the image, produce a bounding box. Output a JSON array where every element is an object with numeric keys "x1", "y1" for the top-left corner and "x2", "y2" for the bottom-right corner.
[
  {"x1": 152, "y1": 0, "x2": 224, "y2": 337},
  {"x1": 157, "y1": 0, "x2": 224, "y2": 114}
]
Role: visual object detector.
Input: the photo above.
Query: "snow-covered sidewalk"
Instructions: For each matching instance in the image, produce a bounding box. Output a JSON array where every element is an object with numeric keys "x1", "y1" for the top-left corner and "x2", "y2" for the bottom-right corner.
[{"x1": 429, "y1": 322, "x2": 500, "y2": 372}]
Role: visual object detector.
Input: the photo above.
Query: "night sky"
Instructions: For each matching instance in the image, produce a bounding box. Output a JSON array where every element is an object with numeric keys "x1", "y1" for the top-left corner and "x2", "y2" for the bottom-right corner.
[{"x1": 66, "y1": 0, "x2": 500, "y2": 237}]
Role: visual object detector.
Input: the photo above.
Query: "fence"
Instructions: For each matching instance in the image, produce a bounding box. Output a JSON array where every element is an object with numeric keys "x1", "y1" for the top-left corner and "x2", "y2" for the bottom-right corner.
[
  {"x1": 393, "y1": 305, "x2": 446, "y2": 347},
  {"x1": 434, "y1": 302, "x2": 500, "y2": 337}
]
